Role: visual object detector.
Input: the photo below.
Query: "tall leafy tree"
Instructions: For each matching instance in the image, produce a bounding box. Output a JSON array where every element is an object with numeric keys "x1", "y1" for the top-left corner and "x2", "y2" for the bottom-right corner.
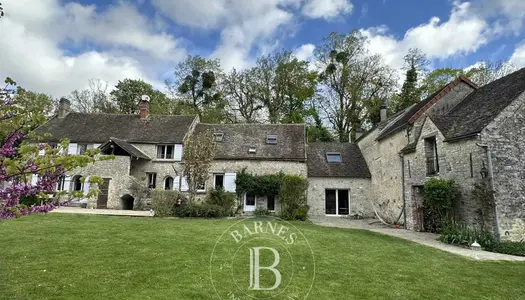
[
  {"x1": 0, "y1": 78, "x2": 103, "y2": 219},
  {"x1": 166, "y1": 55, "x2": 226, "y2": 122},
  {"x1": 0, "y1": 2, "x2": 4, "y2": 18},
  {"x1": 315, "y1": 31, "x2": 396, "y2": 142},
  {"x1": 250, "y1": 50, "x2": 317, "y2": 124},
  {"x1": 223, "y1": 68, "x2": 263, "y2": 123},
  {"x1": 307, "y1": 107, "x2": 334, "y2": 142},
  {"x1": 390, "y1": 48, "x2": 429, "y2": 113},
  {"x1": 110, "y1": 79, "x2": 172, "y2": 115},
  {"x1": 182, "y1": 130, "x2": 217, "y2": 203},
  {"x1": 69, "y1": 79, "x2": 117, "y2": 114}
]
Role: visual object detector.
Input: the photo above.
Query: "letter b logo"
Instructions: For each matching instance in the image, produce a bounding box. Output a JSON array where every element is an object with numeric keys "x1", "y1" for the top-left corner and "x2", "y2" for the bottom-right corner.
[{"x1": 249, "y1": 247, "x2": 281, "y2": 291}]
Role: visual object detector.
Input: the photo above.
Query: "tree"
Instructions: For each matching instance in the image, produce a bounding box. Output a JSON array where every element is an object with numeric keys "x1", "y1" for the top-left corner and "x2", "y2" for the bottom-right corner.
[
  {"x1": 390, "y1": 48, "x2": 429, "y2": 113},
  {"x1": 0, "y1": 78, "x2": 103, "y2": 219},
  {"x1": 223, "y1": 68, "x2": 263, "y2": 123},
  {"x1": 0, "y1": 2, "x2": 4, "y2": 18},
  {"x1": 306, "y1": 107, "x2": 334, "y2": 142},
  {"x1": 315, "y1": 31, "x2": 396, "y2": 142},
  {"x1": 250, "y1": 50, "x2": 317, "y2": 124},
  {"x1": 166, "y1": 55, "x2": 226, "y2": 122},
  {"x1": 69, "y1": 79, "x2": 117, "y2": 113},
  {"x1": 182, "y1": 130, "x2": 217, "y2": 203},
  {"x1": 110, "y1": 79, "x2": 171, "y2": 114}
]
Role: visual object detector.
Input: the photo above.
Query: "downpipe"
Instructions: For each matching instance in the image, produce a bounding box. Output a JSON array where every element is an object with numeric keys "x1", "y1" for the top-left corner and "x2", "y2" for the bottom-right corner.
[{"x1": 476, "y1": 142, "x2": 500, "y2": 240}]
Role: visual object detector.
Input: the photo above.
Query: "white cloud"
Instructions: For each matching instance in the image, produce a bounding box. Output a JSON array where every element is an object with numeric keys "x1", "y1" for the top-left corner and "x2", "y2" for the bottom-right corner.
[
  {"x1": 361, "y1": 2, "x2": 491, "y2": 71},
  {"x1": 510, "y1": 42, "x2": 525, "y2": 68},
  {"x1": 294, "y1": 44, "x2": 316, "y2": 62},
  {"x1": 0, "y1": 0, "x2": 182, "y2": 98},
  {"x1": 471, "y1": 0, "x2": 525, "y2": 34},
  {"x1": 302, "y1": 0, "x2": 353, "y2": 19},
  {"x1": 151, "y1": 0, "x2": 352, "y2": 71}
]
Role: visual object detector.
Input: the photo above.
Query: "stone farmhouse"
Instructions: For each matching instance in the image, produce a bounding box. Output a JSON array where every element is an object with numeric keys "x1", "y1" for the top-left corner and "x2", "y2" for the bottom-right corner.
[{"x1": 35, "y1": 67, "x2": 525, "y2": 240}]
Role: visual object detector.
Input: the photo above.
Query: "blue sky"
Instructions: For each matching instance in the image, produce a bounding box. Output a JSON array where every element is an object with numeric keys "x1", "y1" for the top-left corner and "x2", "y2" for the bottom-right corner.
[{"x1": 1, "y1": 0, "x2": 525, "y2": 97}]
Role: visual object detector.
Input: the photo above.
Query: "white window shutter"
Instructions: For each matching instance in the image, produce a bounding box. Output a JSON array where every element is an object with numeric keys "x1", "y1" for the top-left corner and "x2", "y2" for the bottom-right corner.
[
  {"x1": 174, "y1": 176, "x2": 181, "y2": 190},
  {"x1": 180, "y1": 176, "x2": 189, "y2": 192},
  {"x1": 174, "y1": 144, "x2": 183, "y2": 161},
  {"x1": 31, "y1": 174, "x2": 38, "y2": 186},
  {"x1": 224, "y1": 173, "x2": 237, "y2": 192},
  {"x1": 68, "y1": 143, "x2": 78, "y2": 155},
  {"x1": 83, "y1": 177, "x2": 90, "y2": 196},
  {"x1": 63, "y1": 176, "x2": 72, "y2": 191}
]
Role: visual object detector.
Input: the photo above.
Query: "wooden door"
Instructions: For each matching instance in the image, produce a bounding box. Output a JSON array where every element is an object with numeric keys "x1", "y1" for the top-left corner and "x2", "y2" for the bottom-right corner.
[
  {"x1": 97, "y1": 178, "x2": 111, "y2": 209},
  {"x1": 411, "y1": 186, "x2": 424, "y2": 231}
]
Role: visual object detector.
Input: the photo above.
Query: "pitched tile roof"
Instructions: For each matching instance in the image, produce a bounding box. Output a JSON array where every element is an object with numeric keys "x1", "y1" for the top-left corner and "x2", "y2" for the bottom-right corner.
[
  {"x1": 99, "y1": 137, "x2": 151, "y2": 160},
  {"x1": 376, "y1": 77, "x2": 477, "y2": 141},
  {"x1": 194, "y1": 123, "x2": 306, "y2": 161},
  {"x1": 307, "y1": 142, "x2": 371, "y2": 178},
  {"x1": 432, "y1": 68, "x2": 525, "y2": 140},
  {"x1": 35, "y1": 113, "x2": 197, "y2": 143}
]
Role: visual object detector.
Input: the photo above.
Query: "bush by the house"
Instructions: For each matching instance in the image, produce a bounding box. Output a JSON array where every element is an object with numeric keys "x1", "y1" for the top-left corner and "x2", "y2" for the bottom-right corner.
[
  {"x1": 151, "y1": 190, "x2": 186, "y2": 217},
  {"x1": 173, "y1": 203, "x2": 229, "y2": 218},
  {"x1": 18, "y1": 195, "x2": 41, "y2": 207},
  {"x1": 439, "y1": 222, "x2": 497, "y2": 250},
  {"x1": 254, "y1": 208, "x2": 271, "y2": 216},
  {"x1": 423, "y1": 178, "x2": 460, "y2": 232},
  {"x1": 204, "y1": 187, "x2": 236, "y2": 215},
  {"x1": 279, "y1": 175, "x2": 309, "y2": 221},
  {"x1": 490, "y1": 241, "x2": 525, "y2": 257}
]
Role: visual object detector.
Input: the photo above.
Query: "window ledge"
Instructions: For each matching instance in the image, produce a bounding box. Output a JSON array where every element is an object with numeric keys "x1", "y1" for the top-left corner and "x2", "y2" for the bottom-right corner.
[{"x1": 153, "y1": 159, "x2": 182, "y2": 163}]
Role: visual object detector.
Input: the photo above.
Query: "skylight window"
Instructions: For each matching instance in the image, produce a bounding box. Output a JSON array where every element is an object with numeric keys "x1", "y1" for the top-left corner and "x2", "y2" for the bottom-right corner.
[
  {"x1": 214, "y1": 133, "x2": 224, "y2": 142},
  {"x1": 326, "y1": 152, "x2": 342, "y2": 163},
  {"x1": 266, "y1": 135, "x2": 277, "y2": 145}
]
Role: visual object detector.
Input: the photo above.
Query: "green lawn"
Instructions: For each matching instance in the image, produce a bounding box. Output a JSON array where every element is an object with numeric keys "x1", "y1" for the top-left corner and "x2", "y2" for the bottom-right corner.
[{"x1": 1, "y1": 214, "x2": 524, "y2": 300}]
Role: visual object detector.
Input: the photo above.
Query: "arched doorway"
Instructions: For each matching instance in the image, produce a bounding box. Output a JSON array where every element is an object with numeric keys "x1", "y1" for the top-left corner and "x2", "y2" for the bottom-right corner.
[
  {"x1": 121, "y1": 194, "x2": 135, "y2": 210},
  {"x1": 71, "y1": 175, "x2": 83, "y2": 191},
  {"x1": 164, "y1": 176, "x2": 174, "y2": 190}
]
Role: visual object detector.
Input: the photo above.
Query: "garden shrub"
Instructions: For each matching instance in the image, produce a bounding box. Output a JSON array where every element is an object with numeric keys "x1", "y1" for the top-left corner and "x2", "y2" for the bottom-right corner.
[
  {"x1": 235, "y1": 170, "x2": 283, "y2": 197},
  {"x1": 279, "y1": 175, "x2": 309, "y2": 221},
  {"x1": 205, "y1": 187, "x2": 236, "y2": 214},
  {"x1": 151, "y1": 190, "x2": 180, "y2": 217},
  {"x1": 439, "y1": 222, "x2": 497, "y2": 250},
  {"x1": 173, "y1": 203, "x2": 228, "y2": 218},
  {"x1": 18, "y1": 195, "x2": 41, "y2": 207},
  {"x1": 490, "y1": 241, "x2": 525, "y2": 257},
  {"x1": 423, "y1": 178, "x2": 459, "y2": 232},
  {"x1": 254, "y1": 208, "x2": 271, "y2": 216}
]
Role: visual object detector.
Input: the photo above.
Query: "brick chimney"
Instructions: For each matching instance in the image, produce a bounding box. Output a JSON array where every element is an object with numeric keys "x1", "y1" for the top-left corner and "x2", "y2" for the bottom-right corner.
[
  {"x1": 58, "y1": 98, "x2": 71, "y2": 118},
  {"x1": 380, "y1": 102, "x2": 387, "y2": 122},
  {"x1": 139, "y1": 95, "x2": 150, "y2": 119}
]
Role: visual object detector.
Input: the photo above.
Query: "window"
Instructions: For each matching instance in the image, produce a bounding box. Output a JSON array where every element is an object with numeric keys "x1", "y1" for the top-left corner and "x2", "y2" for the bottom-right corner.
[
  {"x1": 56, "y1": 176, "x2": 66, "y2": 191},
  {"x1": 147, "y1": 173, "x2": 157, "y2": 188},
  {"x1": 326, "y1": 152, "x2": 342, "y2": 163},
  {"x1": 248, "y1": 147, "x2": 257, "y2": 154},
  {"x1": 245, "y1": 193, "x2": 256, "y2": 206},
  {"x1": 77, "y1": 144, "x2": 88, "y2": 155},
  {"x1": 214, "y1": 174, "x2": 224, "y2": 189},
  {"x1": 325, "y1": 189, "x2": 349, "y2": 215},
  {"x1": 164, "y1": 176, "x2": 174, "y2": 190},
  {"x1": 156, "y1": 145, "x2": 174, "y2": 160},
  {"x1": 72, "y1": 176, "x2": 83, "y2": 191},
  {"x1": 267, "y1": 195, "x2": 276, "y2": 211},
  {"x1": 197, "y1": 181, "x2": 206, "y2": 192},
  {"x1": 266, "y1": 135, "x2": 277, "y2": 145},
  {"x1": 214, "y1": 133, "x2": 224, "y2": 142},
  {"x1": 424, "y1": 137, "x2": 439, "y2": 175}
]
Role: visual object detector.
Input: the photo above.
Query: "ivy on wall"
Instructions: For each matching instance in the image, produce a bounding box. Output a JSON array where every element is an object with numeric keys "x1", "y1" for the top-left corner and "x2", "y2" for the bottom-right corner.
[{"x1": 235, "y1": 169, "x2": 284, "y2": 197}]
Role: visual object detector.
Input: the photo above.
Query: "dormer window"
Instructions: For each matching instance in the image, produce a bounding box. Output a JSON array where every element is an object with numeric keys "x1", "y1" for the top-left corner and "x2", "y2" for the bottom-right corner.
[
  {"x1": 248, "y1": 147, "x2": 257, "y2": 154},
  {"x1": 266, "y1": 135, "x2": 277, "y2": 145},
  {"x1": 214, "y1": 133, "x2": 224, "y2": 142},
  {"x1": 157, "y1": 145, "x2": 174, "y2": 160},
  {"x1": 326, "y1": 152, "x2": 342, "y2": 163}
]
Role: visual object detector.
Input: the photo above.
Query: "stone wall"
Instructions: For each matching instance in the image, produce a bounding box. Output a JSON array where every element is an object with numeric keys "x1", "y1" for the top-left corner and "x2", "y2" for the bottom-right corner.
[
  {"x1": 403, "y1": 118, "x2": 489, "y2": 231},
  {"x1": 481, "y1": 91, "x2": 525, "y2": 241},
  {"x1": 307, "y1": 177, "x2": 372, "y2": 217},
  {"x1": 358, "y1": 129, "x2": 406, "y2": 222},
  {"x1": 67, "y1": 155, "x2": 132, "y2": 209},
  {"x1": 130, "y1": 143, "x2": 184, "y2": 190}
]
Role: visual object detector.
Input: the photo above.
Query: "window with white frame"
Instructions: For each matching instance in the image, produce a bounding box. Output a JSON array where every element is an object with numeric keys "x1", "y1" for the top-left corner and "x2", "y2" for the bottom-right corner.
[
  {"x1": 266, "y1": 135, "x2": 277, "y2": 145},
  {"x1": 326, "y1": 152, "x2": 342, "y2": 163},
  {"x1": 77, "y1": 144, "x2": 88, "y2": 155},
  {"x1": 56, "y1": 175, "x2": 66, "y2": 191},
  {"x1": 197, "y1": 180, "x2": 206, "y2": 192},
  {"x1": 147, "y1": 172, "x2": 157, "y2": 188},
  {"x1": 325, "y1": 189, "x2": 349, "y2": 215},
  {"x1": 214, "y1": 173, "x2": 224, "y2": 189},
  {"x1": 156, "y1": 145, "x2": 175, "y2": 160},
  {"x1": 72, "y1": 175, "x2": 83, "y2": 191}
]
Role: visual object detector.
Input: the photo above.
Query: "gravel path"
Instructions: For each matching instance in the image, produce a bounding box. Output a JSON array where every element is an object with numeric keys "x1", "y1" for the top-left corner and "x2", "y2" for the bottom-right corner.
[
  {"x1": 309, "y1": 216, "x2": 525, "y2": 262},
  {"x1": 51, "y1": 206, "x2": 152, "y2": 217}
]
